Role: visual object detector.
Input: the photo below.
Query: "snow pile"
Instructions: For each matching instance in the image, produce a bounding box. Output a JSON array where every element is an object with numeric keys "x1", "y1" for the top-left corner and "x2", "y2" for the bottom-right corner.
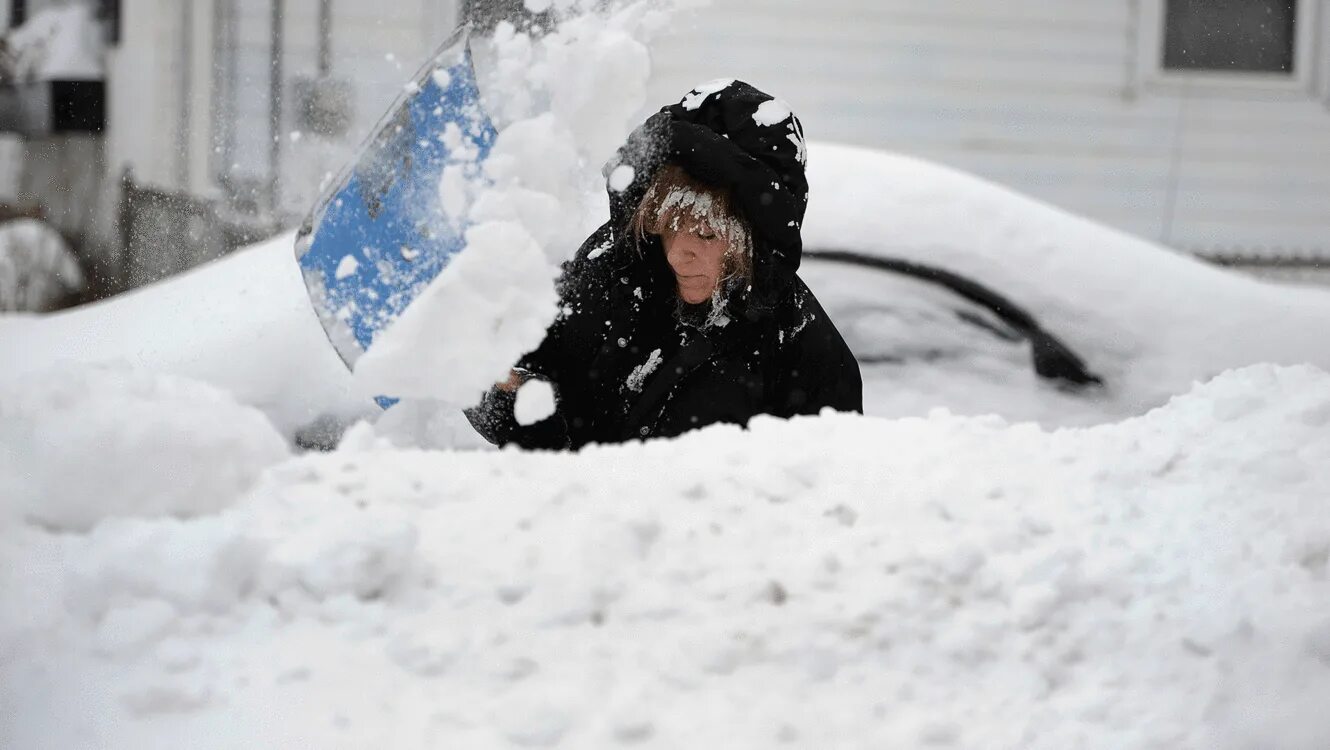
[
  {"x1": 0, "y1": 233, "x2": 366, "y2": 438},
  {"x1": 2, "y1": 364, "x2": 1328, "y2": 748},
  {"x1": 0, "y1": 3, "x2": 105, "y2": 83},
  {"x1": 352, "y1": 1, "x2": 690, "y2": 406},
  {"x1": 0, "y1": 218, "x2": 84, "y2": 312},
  {"x1": 0, "y1": 365, "x2": 290, "y2": 531}
]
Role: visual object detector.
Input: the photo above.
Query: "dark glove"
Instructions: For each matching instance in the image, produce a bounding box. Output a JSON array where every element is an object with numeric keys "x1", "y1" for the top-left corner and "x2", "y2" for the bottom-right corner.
[{"x1": 463, "y1": 379, "x2": 571, "y2": 450}]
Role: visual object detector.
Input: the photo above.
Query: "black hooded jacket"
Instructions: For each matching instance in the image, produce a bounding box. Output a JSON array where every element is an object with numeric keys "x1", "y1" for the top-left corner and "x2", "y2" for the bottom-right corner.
[{"x1": 468, "y1": 80, "x2": 862, "y2": 449}]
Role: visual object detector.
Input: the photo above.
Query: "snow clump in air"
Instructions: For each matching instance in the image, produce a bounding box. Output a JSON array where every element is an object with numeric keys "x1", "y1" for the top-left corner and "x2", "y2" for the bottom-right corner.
[
  {"x1": 607, "y1": 163, "x2": 635, "y2": 192},
  {"x1": 0, "y1": 365, "x2": 289, "y2": 531},
  {"x1": 513, "y1": 378, "x2": 557, "y2": 425},
  {"x1": 354, "y1": 0, "x2": 693, "y2": 408}
]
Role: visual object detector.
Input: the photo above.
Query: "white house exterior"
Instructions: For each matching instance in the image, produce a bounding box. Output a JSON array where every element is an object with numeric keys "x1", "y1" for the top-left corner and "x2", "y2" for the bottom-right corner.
[
  {"x1": 644, "y1": 0, "x2": 1330, "y2": 266},
  {"x1": 3, "y1": 0, "x2": 460, "y2": 290},
  {"x1": 101, "y1": 0, "x2": 460, "y2": 208}
]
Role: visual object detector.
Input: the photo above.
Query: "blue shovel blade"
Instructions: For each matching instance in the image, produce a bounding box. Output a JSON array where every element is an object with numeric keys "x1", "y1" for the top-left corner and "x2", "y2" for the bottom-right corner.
[{"x1": 295, "y1": 26, "x2": 499, "y2": 408}]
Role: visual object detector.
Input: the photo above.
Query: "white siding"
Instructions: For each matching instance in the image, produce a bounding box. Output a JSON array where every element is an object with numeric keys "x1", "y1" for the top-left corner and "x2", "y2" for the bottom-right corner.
[
  {"x1": 646, "y1": 0, "x2": 1330, "y2": 258},
  {"x1": 105, "y1": 0, "x2": 459, "y2": 209},
  {"x1": 106, "y1": 0, "x2": 191, "y2": 190}
]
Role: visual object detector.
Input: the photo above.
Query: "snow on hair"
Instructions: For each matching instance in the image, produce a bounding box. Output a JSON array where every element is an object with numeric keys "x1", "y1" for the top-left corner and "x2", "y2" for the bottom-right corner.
[{"x1": 630, "y1": 165, "x2": 753, "y2": 285}]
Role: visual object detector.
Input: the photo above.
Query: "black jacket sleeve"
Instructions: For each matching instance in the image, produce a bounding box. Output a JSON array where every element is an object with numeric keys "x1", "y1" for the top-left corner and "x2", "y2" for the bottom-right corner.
[
  {"x1": 463, "y1": 224, "x2": 618, "y2": 449},
  {"x1": 773, "y1": 280, "x2": 863, "y2": 417}
]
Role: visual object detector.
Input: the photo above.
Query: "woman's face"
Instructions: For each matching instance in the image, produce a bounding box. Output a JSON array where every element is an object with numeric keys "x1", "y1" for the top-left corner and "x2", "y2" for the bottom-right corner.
[{"x1": 661, "y1": 221, "x2": 728, "y2": 304}]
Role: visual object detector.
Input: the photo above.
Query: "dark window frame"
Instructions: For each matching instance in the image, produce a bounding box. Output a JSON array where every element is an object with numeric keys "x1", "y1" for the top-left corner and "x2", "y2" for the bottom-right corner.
[
  {"x1": 1136, "y1": 0, "x2": 1318, "y2": 93},
  {"x1": 1162, "y1": 0, "x2": 1297, "y2": 74}
]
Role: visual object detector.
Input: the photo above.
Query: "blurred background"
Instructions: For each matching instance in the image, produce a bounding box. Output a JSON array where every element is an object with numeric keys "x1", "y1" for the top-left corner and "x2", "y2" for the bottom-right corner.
[{"x1": 2, "y1": 0, "x2": 1328, "y2": 314}]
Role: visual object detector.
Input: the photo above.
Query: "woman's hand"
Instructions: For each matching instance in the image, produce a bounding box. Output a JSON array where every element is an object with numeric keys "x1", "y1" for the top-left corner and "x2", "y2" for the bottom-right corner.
[{"x1": 495, "y1": 369, "x2": 528, "y2": 393}]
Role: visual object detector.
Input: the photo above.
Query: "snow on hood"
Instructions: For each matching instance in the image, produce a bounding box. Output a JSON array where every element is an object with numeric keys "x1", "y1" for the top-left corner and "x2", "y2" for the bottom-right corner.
[
  {"x1": 2, "y1": 364, "x2": 1329, "y2": 747},
  {"x1": 0, "y1": 3, "x2": 105, "y2": 83}
]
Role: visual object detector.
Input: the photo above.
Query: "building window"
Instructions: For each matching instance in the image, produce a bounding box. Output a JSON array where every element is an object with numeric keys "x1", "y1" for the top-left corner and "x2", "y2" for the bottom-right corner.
[
  {"x1": 97, "y1": 0, "x2": 120, "y2": 45},
  {"x1": 1163, "y1": 0, "x2": 1296, "y2": 73},
  {"x1": 1138, "y1": 0, "x2": 1318, "y2": 91}
]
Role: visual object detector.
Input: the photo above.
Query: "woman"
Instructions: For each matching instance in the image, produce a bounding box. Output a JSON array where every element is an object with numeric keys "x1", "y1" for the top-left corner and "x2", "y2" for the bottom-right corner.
[{"x1": 467, "y1": 80, "x2": 862, "y2": 449}]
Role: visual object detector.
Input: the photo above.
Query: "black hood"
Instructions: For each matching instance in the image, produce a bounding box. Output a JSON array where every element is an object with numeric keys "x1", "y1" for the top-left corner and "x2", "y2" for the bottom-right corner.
[{"x1": 603, "y1": 80, "x2": 810, "y2": 318}]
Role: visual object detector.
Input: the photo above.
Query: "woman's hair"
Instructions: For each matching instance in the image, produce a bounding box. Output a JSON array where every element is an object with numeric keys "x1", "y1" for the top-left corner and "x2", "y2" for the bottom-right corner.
[{"x1": 629, "y1": 165, "x2": 753, "y2": 286}]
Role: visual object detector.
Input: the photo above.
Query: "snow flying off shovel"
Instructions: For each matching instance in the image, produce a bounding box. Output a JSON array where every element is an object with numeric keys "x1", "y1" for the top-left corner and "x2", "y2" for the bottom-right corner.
[{"x1": 294, "y1": 26, "x2": 498, "y2": 376}]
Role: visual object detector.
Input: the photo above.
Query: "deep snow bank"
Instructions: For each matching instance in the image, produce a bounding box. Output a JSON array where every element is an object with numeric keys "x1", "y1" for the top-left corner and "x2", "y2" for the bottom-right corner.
[
  {"x1": 2, "y1": 364, "x2": 1327, "y2": 749},
  {"x1": 0, "y1": 366, "x2": 290, "y2": 531}
]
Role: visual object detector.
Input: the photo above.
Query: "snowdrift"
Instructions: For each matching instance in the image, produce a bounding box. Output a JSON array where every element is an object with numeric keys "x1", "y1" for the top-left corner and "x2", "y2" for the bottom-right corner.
[{"x1": 3, "y1": 364, "x2": 1328, "y2": 748}]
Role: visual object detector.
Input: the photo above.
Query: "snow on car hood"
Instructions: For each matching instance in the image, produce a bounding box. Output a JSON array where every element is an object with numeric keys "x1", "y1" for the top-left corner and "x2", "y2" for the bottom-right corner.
[{"x1": 2, "y1": 363, "x2": 1329, "y2": 748}]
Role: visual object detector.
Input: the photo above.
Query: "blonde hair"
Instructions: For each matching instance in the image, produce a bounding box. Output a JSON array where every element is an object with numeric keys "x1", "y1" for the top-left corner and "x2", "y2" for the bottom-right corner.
[{"x1": 629, "y1": 165, "x2": 753, "y2": 286}]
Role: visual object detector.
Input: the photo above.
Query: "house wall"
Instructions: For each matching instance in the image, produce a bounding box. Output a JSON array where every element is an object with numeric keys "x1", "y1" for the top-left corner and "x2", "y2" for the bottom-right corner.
[
  {"x1": 644, "y1": 0, "x2": 1330, "y2": 259},
  {"x1": 104, "y1": 0, "x2": 210, "y2": 192},
  {"x1": 271, "y1": 0, "x2": 462, "y2": 213},
  {"x1": 104, "y1": 0, "x2": 460, "y2": 206},
  {"x1": 56, "y1": 0, "x2": 460, "y2": 291}
]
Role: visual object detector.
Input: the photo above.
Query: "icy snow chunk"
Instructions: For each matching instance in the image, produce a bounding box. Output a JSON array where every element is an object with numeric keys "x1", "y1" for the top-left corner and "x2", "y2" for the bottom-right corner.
[
  {"x1": 0, "y1": 365, "x2": 289, "y2": 531},
  {"x1": 524, "y1": 0, "x2": 553, "y2": 12},
  {"x1": 514, "y1": 378, "x2": 557, "y2": 425},
  {"x1": 625, "y1": 348, "x2": 663, "y2": 392},
  {"x1": 334, "y1": 254, "x2": 359, "y2": 280},
  {"x1": 431, "y1": 67, "x2": 452, "y2": 90},
  {"x1": 752, "y1": 98, "x2": 792, "y2": 126},
  {"x1": 680, "y1": 78, "x2": 734, "y2": 111},
  {"x1": 608, "y1": 164, "x2": 635, "y2": 192}
]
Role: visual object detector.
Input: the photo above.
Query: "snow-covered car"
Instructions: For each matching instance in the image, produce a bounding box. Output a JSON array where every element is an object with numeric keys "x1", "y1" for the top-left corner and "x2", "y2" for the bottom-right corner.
[
  {"x1": 2, "y1": 142, "x2": 1328, "y2": 440},
  {"x1": 799, "y1": 144, "x2": 1330, "y2": 426}
]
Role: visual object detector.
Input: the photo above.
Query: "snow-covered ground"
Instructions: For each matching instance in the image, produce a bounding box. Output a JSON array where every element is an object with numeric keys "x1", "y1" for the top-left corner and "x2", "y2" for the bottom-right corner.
[{"x1": 2, "y1": 364, "x2": 1329, "y2": 748}]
